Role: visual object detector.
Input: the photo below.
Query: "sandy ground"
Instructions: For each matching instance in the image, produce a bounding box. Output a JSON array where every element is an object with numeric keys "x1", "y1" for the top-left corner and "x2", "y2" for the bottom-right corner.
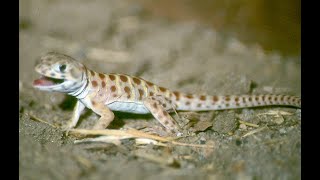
[{"x1": 19, "y1": 0, "x2": 301, "y2": 179}]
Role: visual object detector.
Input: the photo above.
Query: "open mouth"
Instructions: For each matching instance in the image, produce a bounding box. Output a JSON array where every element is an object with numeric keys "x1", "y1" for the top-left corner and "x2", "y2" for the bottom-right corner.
[{"x1": 33, "y1": 75, "x2": 64, "y2": 87}]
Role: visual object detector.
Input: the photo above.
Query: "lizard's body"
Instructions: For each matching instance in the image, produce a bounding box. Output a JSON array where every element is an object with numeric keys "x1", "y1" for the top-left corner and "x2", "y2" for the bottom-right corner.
[{"x1": 33, "y1": 52, "x2": 301, "y2": 135}]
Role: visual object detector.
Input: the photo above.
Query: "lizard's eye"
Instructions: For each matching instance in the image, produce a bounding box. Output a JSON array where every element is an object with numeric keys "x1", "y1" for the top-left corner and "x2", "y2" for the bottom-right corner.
[{"x1": 59, "y1": 64, "x2": 67, "y2": 72}]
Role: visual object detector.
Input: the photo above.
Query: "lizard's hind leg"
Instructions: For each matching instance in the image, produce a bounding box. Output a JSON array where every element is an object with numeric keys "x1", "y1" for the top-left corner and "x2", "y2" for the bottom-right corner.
[{"x1": 143, "y1": 96, "x2": 182, "y2": 136}]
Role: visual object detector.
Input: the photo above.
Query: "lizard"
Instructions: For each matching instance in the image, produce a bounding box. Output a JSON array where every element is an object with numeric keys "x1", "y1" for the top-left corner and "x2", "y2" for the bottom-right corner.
[{"x1": 33, "y1": 52, "x2": 301, "y2": 136}]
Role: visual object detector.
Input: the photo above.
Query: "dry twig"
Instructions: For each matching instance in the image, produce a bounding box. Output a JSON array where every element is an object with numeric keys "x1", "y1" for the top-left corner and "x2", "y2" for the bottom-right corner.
[
  {"x1": 241, "y1": 126, "x2": 267, "y2": 138},
  {"x1": 28, "y1": 113, "x2": 59, "y2": 128},
  {"x1": 238, "y1": 120, "x2": 259, "y2": 128},
  {"x1": 70, "y1": 129, "x2": 214, "y2": 148}
]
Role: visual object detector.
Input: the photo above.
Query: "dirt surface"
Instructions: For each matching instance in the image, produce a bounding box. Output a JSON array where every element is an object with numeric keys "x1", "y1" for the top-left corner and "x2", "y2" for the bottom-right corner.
[{"x1": 19, "y1": 0, "x2": 301, "y2": 179}]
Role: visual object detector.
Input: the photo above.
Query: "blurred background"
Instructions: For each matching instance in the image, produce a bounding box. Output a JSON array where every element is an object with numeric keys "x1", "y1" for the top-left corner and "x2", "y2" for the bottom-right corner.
[
  {"x1": 20, "y1": 0, "x2": 300, "y2": 57},
  {"x1": 135, "y1": 0, "x2": 300, "y2": 57}
]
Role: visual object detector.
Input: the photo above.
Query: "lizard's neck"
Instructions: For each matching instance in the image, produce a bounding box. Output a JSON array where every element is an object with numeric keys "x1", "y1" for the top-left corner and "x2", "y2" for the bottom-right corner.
[{"x1": 68, "y1": 67, "x2": 90, "y2": 99}]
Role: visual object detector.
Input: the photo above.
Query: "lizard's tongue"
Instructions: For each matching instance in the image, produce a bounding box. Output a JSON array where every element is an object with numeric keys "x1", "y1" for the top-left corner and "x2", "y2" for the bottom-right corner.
[{"x1": 33, "y1": 76, "x2": 55, "y2": 86}]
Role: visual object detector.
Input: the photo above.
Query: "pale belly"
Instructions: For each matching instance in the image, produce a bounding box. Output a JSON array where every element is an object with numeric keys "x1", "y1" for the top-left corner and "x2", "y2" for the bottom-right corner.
[{"x1": 106, "y1": 101, "x2": 150, "y2": 114}]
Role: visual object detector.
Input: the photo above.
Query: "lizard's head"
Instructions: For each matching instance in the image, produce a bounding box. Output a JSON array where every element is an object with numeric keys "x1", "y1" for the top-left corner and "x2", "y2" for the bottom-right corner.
[{"x1": 33, "y1": 52, "x2": 86, "y2": 92}]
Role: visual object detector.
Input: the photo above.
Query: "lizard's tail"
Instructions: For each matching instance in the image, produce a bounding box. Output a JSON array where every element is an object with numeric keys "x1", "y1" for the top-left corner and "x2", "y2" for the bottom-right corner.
[{"x1": 172, "y1": 93, "x2": 301, "y2": 111}]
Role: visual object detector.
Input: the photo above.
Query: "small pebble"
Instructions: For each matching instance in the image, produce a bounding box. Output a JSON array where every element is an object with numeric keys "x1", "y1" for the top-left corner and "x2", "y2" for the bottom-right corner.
[
  {"x1": 279, "y1": 128, "x2": 286, "y2": 134},
  {"x1": 199, "y1": 137, "x2": 206, "y2": 144},
  {"x1": 239, "y1": 124, "x2": 247, "y2": 130}
]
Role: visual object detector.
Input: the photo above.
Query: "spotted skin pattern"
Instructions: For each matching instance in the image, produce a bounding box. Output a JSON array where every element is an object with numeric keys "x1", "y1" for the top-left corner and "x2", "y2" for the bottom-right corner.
[{"x1": 33, "y1": 52, "x2": 301, "y2": 136}]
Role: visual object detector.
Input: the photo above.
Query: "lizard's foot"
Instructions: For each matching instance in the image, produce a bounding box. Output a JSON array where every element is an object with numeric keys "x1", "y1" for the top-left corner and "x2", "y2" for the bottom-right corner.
[{"x1": 60, "y1": 123, "x2": 75, "y2": 136}]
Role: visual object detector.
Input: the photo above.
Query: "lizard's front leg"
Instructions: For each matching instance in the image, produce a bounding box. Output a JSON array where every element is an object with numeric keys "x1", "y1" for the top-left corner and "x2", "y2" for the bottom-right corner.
[
  {"x1": 90, "y1": 101, "x2": 115, "y2": 130},
  {"x1": 62, "y1": 100, "x2": 85, "y2": 131}
]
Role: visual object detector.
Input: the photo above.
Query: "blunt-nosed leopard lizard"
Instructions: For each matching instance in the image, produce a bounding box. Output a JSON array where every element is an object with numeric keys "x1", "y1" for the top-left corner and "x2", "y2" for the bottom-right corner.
[{"x1": 33, "y1": 52, "x2": 301, "y2": 135}]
